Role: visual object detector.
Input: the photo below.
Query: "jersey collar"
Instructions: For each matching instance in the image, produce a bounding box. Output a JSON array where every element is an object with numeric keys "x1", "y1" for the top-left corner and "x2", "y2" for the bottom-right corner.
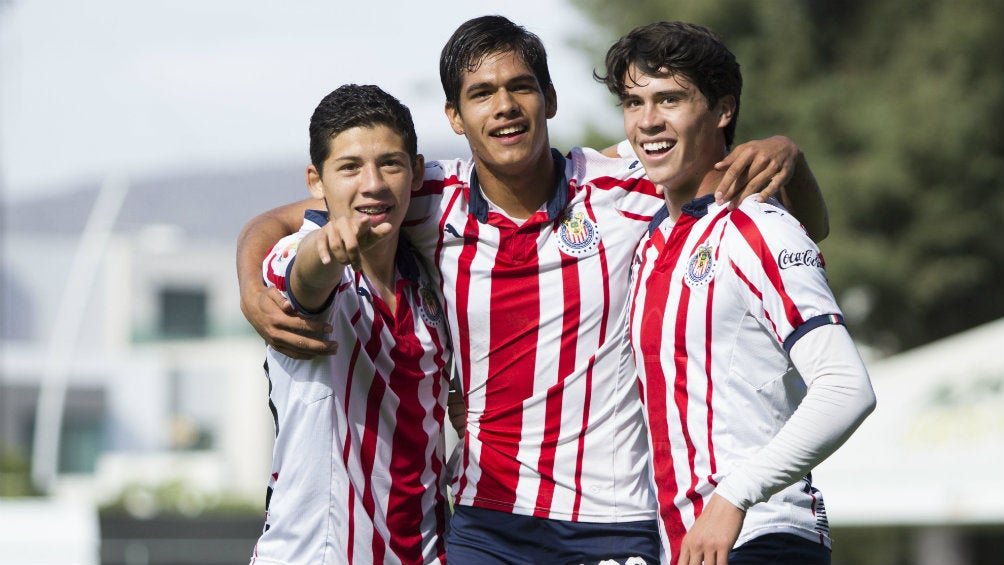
[
  {"x1": 647, "y1": 194, "x2": 717, "y2": 236},
  {"x1": 468, "y1": 148, "x2": 569, "y2": 224}
]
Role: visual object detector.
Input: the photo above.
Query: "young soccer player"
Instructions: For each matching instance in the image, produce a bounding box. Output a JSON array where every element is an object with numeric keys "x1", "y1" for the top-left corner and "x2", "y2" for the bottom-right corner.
[
  {"x1": 238, "y1": 17, "x2": 829, "y2": 565},
  {"x1": 597, "y1": 22, "x2": 876, "y2": 565},
  {"x1": 249, "y1": 84, "x2": 450, "y2": 565}
]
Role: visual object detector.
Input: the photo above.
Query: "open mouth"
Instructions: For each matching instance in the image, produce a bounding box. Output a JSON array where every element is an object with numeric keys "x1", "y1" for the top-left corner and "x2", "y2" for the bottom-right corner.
[
  {"x1": 491, "y1": 125, "x2": 528, "y2": 139},
  {"x1": 357, "y1": 205, "x2": 391, "y2": 216},
  {"x1": 641, "y1": 140, "x2": 674, "y2": 155}
]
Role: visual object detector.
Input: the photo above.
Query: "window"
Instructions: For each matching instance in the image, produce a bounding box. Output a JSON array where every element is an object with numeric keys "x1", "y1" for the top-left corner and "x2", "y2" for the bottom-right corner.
[{"x1": 158, "y1": 288, "x2": 208, "y2": 338}]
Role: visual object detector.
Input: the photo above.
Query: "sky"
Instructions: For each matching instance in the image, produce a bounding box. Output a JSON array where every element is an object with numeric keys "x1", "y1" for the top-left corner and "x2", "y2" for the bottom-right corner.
[{"x1": 0, "y1": 0, "x2": 624, "y2": 200}]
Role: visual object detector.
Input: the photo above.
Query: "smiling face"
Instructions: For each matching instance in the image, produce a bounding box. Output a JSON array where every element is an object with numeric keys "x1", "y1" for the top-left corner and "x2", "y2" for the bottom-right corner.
[
  {"x1": 621, "y1": 66, "x2": 734, "y2": 199},
  {"x1": 445, "y1": 49, "x2": 557, "y2": 178},
  {"x1": 307, "y1": 124, "x2": 423, "y2": 238}
]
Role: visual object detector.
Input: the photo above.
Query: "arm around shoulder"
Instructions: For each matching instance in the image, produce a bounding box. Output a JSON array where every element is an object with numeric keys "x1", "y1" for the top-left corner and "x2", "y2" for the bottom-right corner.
[
  {"x1": 237, "y1": 197, "x2": 336, "y2": 359},
  {"x1": 781, "y1": 149, "x2": 829, "y2": 243}
]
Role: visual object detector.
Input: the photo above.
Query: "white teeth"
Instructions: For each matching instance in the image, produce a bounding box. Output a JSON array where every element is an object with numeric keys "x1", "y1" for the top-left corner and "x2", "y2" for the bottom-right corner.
[
  {"x1": 642, "y1": 141, "x2": 673, "y2": 152},
  {"x1": 358, "y1": 206, "x2": 389, "y2": 215},
  {"x1": 494, "y1": 126, "x2": 524, "y2": 136}
]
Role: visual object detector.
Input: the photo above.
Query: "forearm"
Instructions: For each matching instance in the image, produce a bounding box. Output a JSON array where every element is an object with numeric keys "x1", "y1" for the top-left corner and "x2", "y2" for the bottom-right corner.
[
  {"x1": 782, "y1": 151, "x2": 829, "y2": 242},
  {"x1": 715, "y1": 324, "x2": 876, "y2": 510},
  {"x1": 288, "y1": 231, "x2": 344, "y2": 313},
  {"x1": 236, "y1": 199, "x2": 317, "y2": 302}
]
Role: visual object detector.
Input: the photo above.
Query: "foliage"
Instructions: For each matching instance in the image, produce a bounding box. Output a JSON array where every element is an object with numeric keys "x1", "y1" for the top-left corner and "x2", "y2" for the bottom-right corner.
[
  {"x1": 100, "y1": 479, "x2": 261, "y2": 519},
  {"x1": 0, "y1": 445, "x2": 41, "y2": 497},
  {"x1": 570, "y1": 0, "x2": 1004, "y2": 352}
]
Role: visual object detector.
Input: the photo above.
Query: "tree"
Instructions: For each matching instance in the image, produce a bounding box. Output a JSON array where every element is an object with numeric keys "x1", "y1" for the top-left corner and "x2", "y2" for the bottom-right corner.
[{"x1": 570, "y1": 0, "x2": 1004, "y2": 352}]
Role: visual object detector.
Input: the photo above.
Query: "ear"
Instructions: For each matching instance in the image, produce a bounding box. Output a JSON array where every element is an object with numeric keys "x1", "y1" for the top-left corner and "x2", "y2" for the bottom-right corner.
[
  {"x1": 411, "y1": 154, "x2": 426, "y2": 192},
  {"x1": 445, "y1": 102, "x2": 465, "y2": 136},
  {"x1": 716, "y1": 95, "x2": 737, "y2": 130},
  {"x1": 544, "y1": 83, "x2": 557, "y2": 119},
  {"x1": 305, "y1": 164, "x2": 325, "y2": 199}
]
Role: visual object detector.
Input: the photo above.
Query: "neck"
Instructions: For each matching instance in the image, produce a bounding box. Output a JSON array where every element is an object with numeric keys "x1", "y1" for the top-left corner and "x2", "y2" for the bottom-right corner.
[
  {"x1": 664, "y1": 168, "x2": 725, "y2": 221},
  {"x1": 473, "y1": 148, "x2": 556, "y2": 220},
  {"x1": 359, "y1": 235, "x2": 398, "y2": 291}
]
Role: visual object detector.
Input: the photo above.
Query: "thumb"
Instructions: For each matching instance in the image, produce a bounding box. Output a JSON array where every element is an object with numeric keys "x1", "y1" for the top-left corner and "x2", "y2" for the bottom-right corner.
[
  {"x1": 357, "y1": 220, "x2": 395, "y2": 251},
  {"x1": 369, "y1": 221, "x2": 395, "y2": 239}
]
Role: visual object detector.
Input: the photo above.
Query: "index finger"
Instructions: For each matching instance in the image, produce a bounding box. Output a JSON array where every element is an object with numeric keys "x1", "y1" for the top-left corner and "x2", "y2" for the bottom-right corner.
[{"x1": 714, "y1": 150, "x2": 755, "y2": 205}]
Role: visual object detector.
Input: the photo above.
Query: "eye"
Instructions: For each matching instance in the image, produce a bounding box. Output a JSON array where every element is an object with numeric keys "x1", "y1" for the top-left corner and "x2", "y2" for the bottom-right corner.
[
  {"x1": 470, "y1": 89, "x2": 491, "y2": 100},
  {"x1": 511, "y1": 82, "x2": 536, "y2": 93},
  {"x1": 380, "y1": 157, "x2": 407, "y2": 171}
]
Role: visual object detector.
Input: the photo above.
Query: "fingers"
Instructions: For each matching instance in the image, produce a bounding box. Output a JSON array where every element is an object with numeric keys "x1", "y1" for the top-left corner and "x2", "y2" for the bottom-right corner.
[
  {"x1": 258, "y1": 287, "x2": 337, "y2": 358},
  {"x1": 266, "y1": 286, "x2": 297, "y2": 315},
  {"x1": 320, "y1": 216, "x2": 394, "y2": 271},
  {"x1": 447, "y1": 388, "x2": 467, "y2": 436},
  {"x1": 714, "y1": 146, "x2": 790, "y2": 209},
  {"x1": 267, "y1": 325, "x2": 338, "y2": 359}
]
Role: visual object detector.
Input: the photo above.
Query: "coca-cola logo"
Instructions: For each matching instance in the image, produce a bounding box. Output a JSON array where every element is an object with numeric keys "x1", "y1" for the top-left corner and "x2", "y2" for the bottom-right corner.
[{"x1": 777, "y1": 248, "x2": 825, "y2": 269}]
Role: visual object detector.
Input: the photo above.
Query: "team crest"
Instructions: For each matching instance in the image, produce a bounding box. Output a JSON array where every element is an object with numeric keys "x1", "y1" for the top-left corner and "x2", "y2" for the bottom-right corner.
[
  {"x1": 418, "y1": 285, "x2": 444, "y2": 328},
  {"x1": 556, "y1": 210, "x2": 600, "y2": 256},
  {"x1": 684, "y1": 242, "x2": 716, "y2": 287}
]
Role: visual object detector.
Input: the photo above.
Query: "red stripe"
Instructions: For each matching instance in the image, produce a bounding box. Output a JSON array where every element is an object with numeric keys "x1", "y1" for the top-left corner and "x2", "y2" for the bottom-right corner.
[
  {"x1": 476, "y1": 225, "x2": 541, "y2": 512},
  {"x1": 591, "y1": 174, "x2": 660, "y2": 197},
  {"x1": 731, "y1": 210, "x2": 804, "y2": 328},
  {"x1": 341, "y1": 317, "x2": 364, "y2": 564},
  {"x1": 360, "y1": 312, "x2": 388, "y2": 565},
  {"x1": 568, "y1": 192, "x2": 607, "y2": 519},
  {"x1": 704, "y1": 220, "x2": 730, "y2": 487},
  {"x1": 385, "y1": 283, "x2": 438, "y2": 564},
  {"x1": 679, "y1": 211, "x2": 730, "y2": 515},
  {"x1": 532, "y1": 243, "x2": 578, "y2": 515},
  {"x1": 434, "y1": 186, "x2": 475, "y2": 500},
  {"x1": 264, "y1": 248, "x2": 288, "y2": 292},
  {"x1": 641, "y1": 214, "x2": 697, "y2": 561}
]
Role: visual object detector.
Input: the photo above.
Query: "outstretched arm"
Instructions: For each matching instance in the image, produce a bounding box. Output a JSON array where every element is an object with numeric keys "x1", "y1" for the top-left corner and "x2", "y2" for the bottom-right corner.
[
  {"x1": 680, "y1": 324, "x2": 875, "y2": 564},
  {"x1": 237, "y1": 197, "x2": 338, "y2": 359},
  {"x1": 713, "y1": 136, "x2": 829, "y2": 242}
]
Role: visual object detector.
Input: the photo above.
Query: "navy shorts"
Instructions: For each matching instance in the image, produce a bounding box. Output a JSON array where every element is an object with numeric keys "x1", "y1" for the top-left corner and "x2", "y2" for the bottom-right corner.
[
  {"x1": 447, "y1": 505, "x2": 660, "y2": 565},
  {"x1": 729, "y1": 533, "x2": 831, "y2": 565}
]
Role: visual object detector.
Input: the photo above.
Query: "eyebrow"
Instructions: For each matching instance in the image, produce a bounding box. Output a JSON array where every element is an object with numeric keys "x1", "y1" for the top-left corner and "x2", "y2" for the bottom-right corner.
[{"x1": 463, "y1": 73, "x2": 539, "y2": 96}]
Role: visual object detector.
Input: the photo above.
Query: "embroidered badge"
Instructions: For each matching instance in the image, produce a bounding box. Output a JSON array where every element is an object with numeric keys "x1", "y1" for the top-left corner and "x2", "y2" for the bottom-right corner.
[
  {"x1": 556, "y1": 209, "x2": 600, "y2": 256},
  {"x1": 684, "y1": 242, "x2": 716, "y2": 287},
  {"x1": 418, "y1": 285, "x2": 444, "y2": 328}
]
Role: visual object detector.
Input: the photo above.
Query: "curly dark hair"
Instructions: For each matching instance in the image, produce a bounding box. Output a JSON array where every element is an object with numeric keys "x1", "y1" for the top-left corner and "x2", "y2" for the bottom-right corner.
[{"x1": 595, "y1": 21, "x2": 742, "y2": 147}]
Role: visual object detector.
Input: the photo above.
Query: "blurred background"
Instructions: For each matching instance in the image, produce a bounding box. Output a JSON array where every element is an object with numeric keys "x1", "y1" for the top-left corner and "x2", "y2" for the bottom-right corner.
[{"x1": 1, "y1": 0, "x2": 1001, "y2": 563}]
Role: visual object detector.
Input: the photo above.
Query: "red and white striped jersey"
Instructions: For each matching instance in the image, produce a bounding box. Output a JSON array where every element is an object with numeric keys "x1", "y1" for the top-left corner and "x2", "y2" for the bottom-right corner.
[
  {"x1": 404, "y1": 147, "x2": 663, "y2": 522},
  {"x1": 252, "y1": 211, "x2": 451, "y2": 565},
  {"x1": 629, "y1": 195, "x2": 842, "y2": 560}
]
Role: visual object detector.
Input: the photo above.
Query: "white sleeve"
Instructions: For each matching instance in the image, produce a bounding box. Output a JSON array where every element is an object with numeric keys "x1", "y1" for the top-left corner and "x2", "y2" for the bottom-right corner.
[
  {"x1": 616, "y1": 139, "x2": 637, "y2": 160},
  {"x1": 714, "y1": 323, "x2": 877, "y2": 511}
]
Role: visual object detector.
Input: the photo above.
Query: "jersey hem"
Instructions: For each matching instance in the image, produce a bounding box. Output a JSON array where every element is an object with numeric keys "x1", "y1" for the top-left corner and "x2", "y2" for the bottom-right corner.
[
  {"x1": 457, "y1": 498, "x2": 657, "y2": 523},
  {"x1": 735, "y1": 524, "x2": 832, "y2": 550}
]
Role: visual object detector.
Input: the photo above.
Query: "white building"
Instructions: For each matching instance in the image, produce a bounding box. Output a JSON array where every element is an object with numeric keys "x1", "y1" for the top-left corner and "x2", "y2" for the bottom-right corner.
[{"x1": 1, "y1": 165, "x2": 310, "y2": 562}]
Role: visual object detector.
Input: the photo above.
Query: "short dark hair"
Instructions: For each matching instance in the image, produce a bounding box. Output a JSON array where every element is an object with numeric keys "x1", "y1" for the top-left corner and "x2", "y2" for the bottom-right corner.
[
  {"x1": 308, "y1": 84, "x2": 418, "y2": 174},
  {"x1": 596, "y1": 21, "x2": 742, "y2": 147},
  {"x1": 439, "y1": 15, "x2": 552, "y2": 110}
]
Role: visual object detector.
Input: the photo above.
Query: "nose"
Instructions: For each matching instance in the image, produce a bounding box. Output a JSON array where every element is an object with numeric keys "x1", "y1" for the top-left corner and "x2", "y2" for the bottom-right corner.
[
  {"x1": 492, "y1": 88, "x2": 519, "y2": 118},
  {"x1": 637, "y1": 102, "x2": 662, "y2": 132},
  {"x1": 359, "y1": 164, "x2": 389, "y2": 194}
]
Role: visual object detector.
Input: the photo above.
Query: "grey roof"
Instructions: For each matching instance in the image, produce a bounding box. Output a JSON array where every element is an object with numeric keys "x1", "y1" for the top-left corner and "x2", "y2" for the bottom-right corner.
[
  {"x1": 3, "y1": 144, "x2": 469, "y2": 242},
  {"x1": 3, "y1": 162, "x2": 315, "y2": 242}
]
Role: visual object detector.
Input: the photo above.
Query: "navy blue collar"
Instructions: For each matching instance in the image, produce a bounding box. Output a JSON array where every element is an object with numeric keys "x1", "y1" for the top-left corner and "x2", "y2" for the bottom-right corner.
[
  {"x1": 646, "y1": 194, "x2": 717, "y2": 236},
  {"x1": 468, "y1": 148, "x2": 569, "y2": 223}
]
